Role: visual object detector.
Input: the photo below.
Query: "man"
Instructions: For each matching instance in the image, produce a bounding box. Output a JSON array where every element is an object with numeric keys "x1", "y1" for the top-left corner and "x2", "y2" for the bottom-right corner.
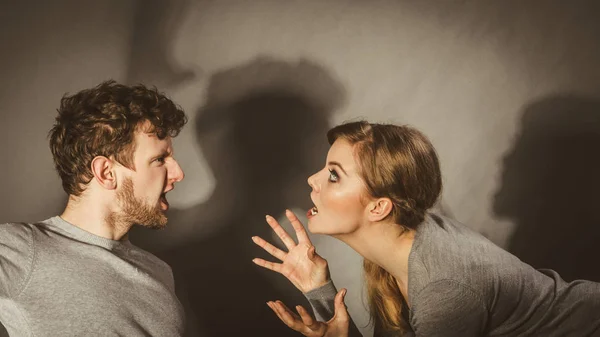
[{"x1": 0, "y1": 80, "x2": 187, "y2": 336}]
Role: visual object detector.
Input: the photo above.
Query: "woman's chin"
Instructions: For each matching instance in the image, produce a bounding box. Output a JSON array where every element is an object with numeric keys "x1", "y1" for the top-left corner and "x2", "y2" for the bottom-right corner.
[{"x1": 307, "y1": 219, "x2": 318, "y2": 234}]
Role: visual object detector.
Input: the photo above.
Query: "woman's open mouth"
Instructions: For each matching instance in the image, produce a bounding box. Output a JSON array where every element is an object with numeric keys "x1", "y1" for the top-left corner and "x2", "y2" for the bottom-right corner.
[{"x1": 307, "y1": 206, "x2": 318, "y2": 218}]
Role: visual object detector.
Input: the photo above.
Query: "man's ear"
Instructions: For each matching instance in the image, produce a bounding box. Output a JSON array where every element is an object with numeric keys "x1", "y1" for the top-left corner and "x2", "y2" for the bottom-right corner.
[
  {"x1": 367, "y1": 197, "x2": 393, "y2": 222},
  {"x1": 90, "y1": 156, "x2": 117, "y2": 190}
]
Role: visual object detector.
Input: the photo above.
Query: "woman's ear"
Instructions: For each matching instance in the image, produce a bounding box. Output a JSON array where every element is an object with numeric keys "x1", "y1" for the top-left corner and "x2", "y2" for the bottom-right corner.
[
  {"x1": 367, "y1": 197, "x2": 393, "y2": 222},
  {"x1": 90, "y1": 156, "x2": 117, "y2": 190}
]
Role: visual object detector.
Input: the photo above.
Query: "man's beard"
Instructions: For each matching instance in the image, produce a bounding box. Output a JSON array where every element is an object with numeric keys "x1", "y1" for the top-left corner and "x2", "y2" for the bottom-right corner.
[{"x1": 109, "y1": 178, "x2": 168, "y2": 230}]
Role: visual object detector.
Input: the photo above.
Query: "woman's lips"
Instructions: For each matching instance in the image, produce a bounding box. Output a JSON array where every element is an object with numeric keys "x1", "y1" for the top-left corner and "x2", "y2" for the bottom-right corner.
[{"x1": 307, "y1": 206, "x2": 318, "y2": 218}]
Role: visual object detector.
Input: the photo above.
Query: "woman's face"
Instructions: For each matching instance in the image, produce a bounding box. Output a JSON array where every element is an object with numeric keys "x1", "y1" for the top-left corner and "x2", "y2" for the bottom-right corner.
[{"x1": 306, "y1": 139, "x2": 369, "y2": 235}]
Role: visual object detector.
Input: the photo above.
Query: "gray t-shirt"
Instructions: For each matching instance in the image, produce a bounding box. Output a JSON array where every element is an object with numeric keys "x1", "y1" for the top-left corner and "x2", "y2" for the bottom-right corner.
[
  {"x1": 305, "y1": 213, "x2": 600, "y2": 336},
  {"x1": 0, "y1": 216, "x2": 184, "y2": 337}
]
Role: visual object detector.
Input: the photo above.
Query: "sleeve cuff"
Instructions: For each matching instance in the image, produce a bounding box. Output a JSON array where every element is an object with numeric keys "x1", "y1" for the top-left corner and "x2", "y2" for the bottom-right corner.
[
  {"x1": 303, "y1": 280, "x2": 338, "y2": 321},
  {"x1": 304, "y1": 280, "x2": 338, "y2": 298}
]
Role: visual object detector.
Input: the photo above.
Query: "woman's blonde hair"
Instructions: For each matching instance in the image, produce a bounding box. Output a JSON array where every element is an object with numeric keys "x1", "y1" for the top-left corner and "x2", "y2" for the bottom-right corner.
[{"x1": 327, "y1": 121, "x2": 442, "y2": 333}]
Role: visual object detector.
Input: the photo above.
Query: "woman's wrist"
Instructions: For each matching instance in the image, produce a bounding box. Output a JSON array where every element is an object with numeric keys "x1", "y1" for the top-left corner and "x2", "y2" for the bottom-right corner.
[{"x1": 304, "y1": 279, "x2": 336, "y2": 297}]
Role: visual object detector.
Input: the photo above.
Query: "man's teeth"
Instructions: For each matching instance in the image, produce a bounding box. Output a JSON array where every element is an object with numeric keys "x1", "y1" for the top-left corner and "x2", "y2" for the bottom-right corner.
[{"x1": 310, "y1": 207, "x2": 319, "y2": 215}]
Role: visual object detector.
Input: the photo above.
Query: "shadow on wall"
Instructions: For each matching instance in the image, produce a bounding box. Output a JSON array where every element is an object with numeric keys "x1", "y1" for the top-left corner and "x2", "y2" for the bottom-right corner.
[
  {"x1": 131, "y1": 56, "x2": 347, "y2": 337},
  {"x1": 125, "y1": 0, "x2": 195, "y2": 88},
  {"x1": 494, "y1": 94, "x2": 600, "y2": 283}
]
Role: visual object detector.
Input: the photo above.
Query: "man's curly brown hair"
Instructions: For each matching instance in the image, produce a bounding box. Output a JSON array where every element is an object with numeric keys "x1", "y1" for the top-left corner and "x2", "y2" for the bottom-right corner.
[{"x1": 48, "y1": 80, "x2": 187, "y2": 196}]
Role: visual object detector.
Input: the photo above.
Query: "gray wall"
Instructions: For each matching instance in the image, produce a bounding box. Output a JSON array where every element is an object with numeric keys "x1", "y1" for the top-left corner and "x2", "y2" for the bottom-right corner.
[{"x1": 1, "y1": 1, "x2": 600, "y2": 336}]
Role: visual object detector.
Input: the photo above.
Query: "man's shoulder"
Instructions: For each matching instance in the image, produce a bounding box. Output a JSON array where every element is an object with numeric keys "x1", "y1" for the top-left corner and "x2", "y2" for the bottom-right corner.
[
  {"x1": 127, "y1": 243, "x2": 176, "y2": 289},
  {"x1": 128, "y1": 243, "x2": 173, "y2": 273},
  {"x1": 0, "y1": 222, "x2": 35, "y2": 245},
  {"x1": 0, "y1": 218, "x2": 57, "y2": 243},
  {"x1": 0, "y1": 222, "x2": 40, "y2": 296}
]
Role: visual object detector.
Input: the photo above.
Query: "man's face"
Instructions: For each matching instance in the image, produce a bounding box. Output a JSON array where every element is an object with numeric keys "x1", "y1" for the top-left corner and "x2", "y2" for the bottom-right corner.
[{"x1": 116, "y1": 128, "x2": 184, "y2": 229}]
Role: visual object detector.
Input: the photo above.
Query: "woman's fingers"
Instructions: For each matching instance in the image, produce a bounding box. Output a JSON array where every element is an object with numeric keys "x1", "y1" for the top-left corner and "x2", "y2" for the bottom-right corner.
[
  {"x1": 268, "y1": 300, "x2": 326, "y2": 337},
  {"x1": 296, "y1": 305, "x2": 314, "y2": 326},
  {"x1": 275, "y1": 300, "x2": 301, "y2": 321},
  {"x1": 286, "y1": 209, "x2": 312, "y2": 244},
  {"x1": 266, "y1": 215, "x2": 297, "y2": 249},
  {"x1": 251, "y1": 235, "x2": 287, "y2": 261},
  {"x1": 272, "y1": 301, "x2": 303, "y2": 330},
  {"x1": 296, "y1": 305, "x2": 322, "y2": 331},
  {"x1": 252, "y1": 258, "x2": 283, "y2": 274},
  {"x1": 267, "y1": 301, "x2": 289, "y2": 326}
]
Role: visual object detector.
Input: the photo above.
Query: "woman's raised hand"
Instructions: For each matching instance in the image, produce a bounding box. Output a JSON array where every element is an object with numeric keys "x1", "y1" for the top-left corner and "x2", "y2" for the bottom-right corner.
[
  {"x1": 252, "y1": 209, "x2": 331, "y2": 293},
  {"x1": 267, "y1": 288, "x2": 350, "y2": 337}
]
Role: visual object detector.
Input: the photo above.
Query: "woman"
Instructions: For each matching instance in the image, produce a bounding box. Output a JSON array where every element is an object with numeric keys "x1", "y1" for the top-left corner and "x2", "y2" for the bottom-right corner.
[{"x1": 252, "y1": 121, "x2": 600, "y2": 337}]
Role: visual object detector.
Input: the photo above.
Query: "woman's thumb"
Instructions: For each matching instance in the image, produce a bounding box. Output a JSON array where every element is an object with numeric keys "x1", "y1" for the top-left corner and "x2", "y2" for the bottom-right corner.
[
  {"x1": 308, "y1": 246, "x2": 316, "y2": 259},
  {"x1": 334, "y1": 288, "x2": 349, "y2": 320}
]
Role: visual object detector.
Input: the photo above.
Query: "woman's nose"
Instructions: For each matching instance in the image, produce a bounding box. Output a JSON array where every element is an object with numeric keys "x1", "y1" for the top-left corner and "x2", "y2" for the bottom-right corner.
[{"x1": 307, "y1": 173, "x2": 320, "y2": 192}]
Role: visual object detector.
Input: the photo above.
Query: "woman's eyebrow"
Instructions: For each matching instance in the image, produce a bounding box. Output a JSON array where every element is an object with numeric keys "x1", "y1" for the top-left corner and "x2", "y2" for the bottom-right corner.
[{"x1": 328, "y1": 161, "x2": 348, "y2": 175}]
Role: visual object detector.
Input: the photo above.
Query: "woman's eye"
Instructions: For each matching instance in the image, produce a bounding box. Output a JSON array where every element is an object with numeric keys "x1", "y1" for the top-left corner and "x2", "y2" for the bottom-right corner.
[{"x1": 328, "y1": 169, "x2": 339, "y2": 182}]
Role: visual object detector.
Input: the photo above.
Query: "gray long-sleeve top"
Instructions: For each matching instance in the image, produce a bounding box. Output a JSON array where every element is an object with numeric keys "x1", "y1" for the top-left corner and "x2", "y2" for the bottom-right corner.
[
  {"x1": 0, "y1": 216, "x2": 185, "y2": 336},
  {"x1": 304, "y1": 213, "x2": 600, "y2": 337}
]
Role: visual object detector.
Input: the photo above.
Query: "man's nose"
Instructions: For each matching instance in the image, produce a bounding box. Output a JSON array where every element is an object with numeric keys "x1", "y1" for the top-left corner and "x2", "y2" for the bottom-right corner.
[{"x1": 169, "y1": 158, "x2": 185, "y2": 183}]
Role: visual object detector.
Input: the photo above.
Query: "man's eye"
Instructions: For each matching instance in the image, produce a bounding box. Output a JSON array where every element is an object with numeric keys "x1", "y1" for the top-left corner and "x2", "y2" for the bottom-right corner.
[
  {"x1": 155, "y1": 157, "x2": 166, "y2": 163},
  {"x1": 328, "y1": 169, "x2": 339, "y2": 182}
]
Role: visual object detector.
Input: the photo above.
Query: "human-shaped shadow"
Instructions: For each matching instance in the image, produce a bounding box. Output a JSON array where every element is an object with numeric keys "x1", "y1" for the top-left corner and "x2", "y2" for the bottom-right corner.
[
  {"x1": 125, "y1": 0, "x2": 195, "y2": 88},
  {"x1": 494, "y1": 94, "x2": 600, "y2": 282},
  {"x1": 131, "y1": 56, "x2": 347, "y2": 336}
]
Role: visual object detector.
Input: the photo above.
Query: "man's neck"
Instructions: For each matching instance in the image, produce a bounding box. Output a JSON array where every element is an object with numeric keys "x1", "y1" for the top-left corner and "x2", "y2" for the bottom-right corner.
[{"x1": 61, "y1": 196, "x2": 131, "y2": 241}]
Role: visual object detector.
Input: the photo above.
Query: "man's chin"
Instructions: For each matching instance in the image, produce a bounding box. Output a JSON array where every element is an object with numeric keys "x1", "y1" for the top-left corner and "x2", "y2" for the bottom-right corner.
[
  {"x1": 140, "y1": 221, "x2": 167, "y2": 230},
  {"x1": 136, "y1": 212, "x2": 168, "y2": 230}
]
